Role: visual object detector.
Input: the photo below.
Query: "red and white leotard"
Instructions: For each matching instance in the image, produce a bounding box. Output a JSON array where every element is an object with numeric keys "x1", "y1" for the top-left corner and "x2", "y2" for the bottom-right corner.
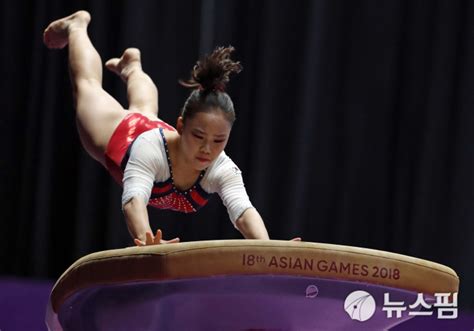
[{"x1": 105, "y1": 113, "x2": 254, "y2": 225}]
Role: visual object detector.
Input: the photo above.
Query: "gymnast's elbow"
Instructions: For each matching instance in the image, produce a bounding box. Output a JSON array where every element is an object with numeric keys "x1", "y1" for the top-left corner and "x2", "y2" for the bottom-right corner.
[
  {"x1": 122, "y1": 196, "x2": 146, "y2": 214},
  {"x1": 234, "y1": 209, "x2": 251, "y2": 229}
]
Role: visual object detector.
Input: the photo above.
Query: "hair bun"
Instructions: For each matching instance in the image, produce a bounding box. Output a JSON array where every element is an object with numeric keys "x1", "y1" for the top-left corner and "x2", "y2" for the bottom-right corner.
[{"x1": 179, "y1": 46, "x2": 242, "y2": 93}]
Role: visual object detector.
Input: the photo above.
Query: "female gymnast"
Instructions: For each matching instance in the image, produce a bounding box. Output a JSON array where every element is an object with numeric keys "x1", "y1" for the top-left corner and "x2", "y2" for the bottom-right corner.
[{"x1": 43, "y1": 11, "x2": 301, "y2": 246}]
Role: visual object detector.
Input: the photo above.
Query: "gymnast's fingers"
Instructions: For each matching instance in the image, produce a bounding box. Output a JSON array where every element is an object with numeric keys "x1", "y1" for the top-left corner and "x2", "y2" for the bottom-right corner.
[
  {"x1": 145, "y1": 231, "x2": 155, "y2": 245},
  {"x1": 163, "y1": 237, "x2": 180, "y2": 244},
  {"x1": 290, "y1": 237, "x2": 302, "y2": 241},
  {"x1": 134, "y1": 238, "x2": 145, "y2": 246},
  {"x1": 155, "y1": 229, "x2": 163, "y2": 244}
]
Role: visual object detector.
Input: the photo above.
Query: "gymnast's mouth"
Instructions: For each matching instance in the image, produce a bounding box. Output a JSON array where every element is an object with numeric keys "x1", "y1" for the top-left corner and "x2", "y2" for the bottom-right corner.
[{"x1": 196, "y1": 156, "x2": 210, "y2": 163}]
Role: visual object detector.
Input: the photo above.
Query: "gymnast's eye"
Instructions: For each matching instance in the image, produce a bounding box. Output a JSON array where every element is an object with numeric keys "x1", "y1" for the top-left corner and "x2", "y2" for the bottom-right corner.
[
  {"x1": 193, "y1": 133, "x2": 204, "y2": 139},
  {"x1": 214, "y1": 140, "x2": 225, "y2": 143}
]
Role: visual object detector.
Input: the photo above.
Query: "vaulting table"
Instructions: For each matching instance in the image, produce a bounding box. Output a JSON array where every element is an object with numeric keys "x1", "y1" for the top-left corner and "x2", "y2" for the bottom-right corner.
[{"x1": 45, "y1": 240, "x2": 459, "y2": 331}]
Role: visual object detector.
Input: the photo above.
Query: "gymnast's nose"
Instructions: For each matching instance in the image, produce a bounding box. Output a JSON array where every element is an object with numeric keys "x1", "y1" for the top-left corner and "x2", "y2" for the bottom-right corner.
[{"x1": 200, "y1": 140, "x2": 211, "y2": 154}]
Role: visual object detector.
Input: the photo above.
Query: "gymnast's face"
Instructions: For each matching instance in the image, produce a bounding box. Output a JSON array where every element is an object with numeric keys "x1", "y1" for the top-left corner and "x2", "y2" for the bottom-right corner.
[{"x1": 177, "y1": 109, "x2": 232, "y2": 171}]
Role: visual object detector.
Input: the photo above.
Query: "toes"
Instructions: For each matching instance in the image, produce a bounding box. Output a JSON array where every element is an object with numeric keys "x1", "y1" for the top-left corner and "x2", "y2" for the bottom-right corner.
[
  {"x1": 43, "y1": 26, "x2": 68, "y2": 49},
  {"x1": 123, "y1": 48, "x2": 141, "y2": 63},
  {"x1": 43, "y1": 11, "x2": 92, "y2": 49},
  {"x1": 43, "y1": 29, "x2": 55, "y2": 48},
  {"x1": 105, "y1": 58, "x2": 120, "y2": 71},
  {"x1": 43, "y1": 31, "x2": 49, "y2": 46},
  {"x1": 124, "y1": 48, "x2": 141, "y2": 57}
]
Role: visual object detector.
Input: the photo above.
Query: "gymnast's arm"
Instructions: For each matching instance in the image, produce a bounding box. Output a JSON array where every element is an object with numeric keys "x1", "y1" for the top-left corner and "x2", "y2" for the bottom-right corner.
[
  {"x1": 235, "y1": 208, "x2": 301, "y2": 241},
  {"x1": 123, "y1": 197, "x2": 152, "y2": 242},
  {"x1": 121, "y1": 134, "x2": 162, "y2": 244},
  {"x1": 212, "y1": 157, "x2": 270, "y2": 240},
  {"x1": 213, "y1": 156, "x2": 301, "y2": 241},
  {"x1": 235, "y1": 208, "x2": 270, "y2": 239}
]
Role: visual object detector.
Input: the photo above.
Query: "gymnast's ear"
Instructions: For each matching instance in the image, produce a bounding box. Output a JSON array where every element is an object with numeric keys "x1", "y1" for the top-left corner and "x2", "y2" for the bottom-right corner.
[{"x1": 176, "y1": 116, "x2": 184, "y2": 134}]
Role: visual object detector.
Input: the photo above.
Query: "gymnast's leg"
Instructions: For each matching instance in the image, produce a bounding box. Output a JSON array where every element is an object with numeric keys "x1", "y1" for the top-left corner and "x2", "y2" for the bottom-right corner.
[
  {"x1": 43, "y1": 11, "x2": 127, "y2": 166},
  {"x1": 105, "y1": 48, "x2": 159, "y2": 120}
]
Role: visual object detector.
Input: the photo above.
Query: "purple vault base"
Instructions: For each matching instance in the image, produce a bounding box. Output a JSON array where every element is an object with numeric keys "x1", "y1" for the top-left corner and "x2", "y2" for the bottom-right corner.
[{"x1": 47, "y1": 275, "x2": 423, "y2": 331}]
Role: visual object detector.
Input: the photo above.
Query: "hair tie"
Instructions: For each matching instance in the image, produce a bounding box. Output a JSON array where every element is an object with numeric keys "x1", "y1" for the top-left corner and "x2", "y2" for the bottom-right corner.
[{"x1": 213, "y1": 83, "x2": 226, "y2": 92}]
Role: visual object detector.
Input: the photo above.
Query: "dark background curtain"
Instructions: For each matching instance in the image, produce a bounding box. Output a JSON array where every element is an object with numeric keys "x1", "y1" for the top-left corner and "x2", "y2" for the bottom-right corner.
[{"x1": 1, "y1": 0, "x2": 473, "y2": 310}]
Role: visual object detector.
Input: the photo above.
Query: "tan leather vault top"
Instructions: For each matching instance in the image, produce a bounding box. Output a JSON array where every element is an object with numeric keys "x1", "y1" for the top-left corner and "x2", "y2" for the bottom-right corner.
[{"x1": 50, "y1": 240, "x2": 459, "y2": 313}]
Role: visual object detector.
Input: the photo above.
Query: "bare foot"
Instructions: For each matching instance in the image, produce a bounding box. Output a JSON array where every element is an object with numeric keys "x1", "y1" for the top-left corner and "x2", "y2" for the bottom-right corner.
[
  {"x1": 105, "y1": 48, "x2": 142, "y2": 82},
  {"x1": 43, "y1": 10, "x2": 91, "y2": 49}
]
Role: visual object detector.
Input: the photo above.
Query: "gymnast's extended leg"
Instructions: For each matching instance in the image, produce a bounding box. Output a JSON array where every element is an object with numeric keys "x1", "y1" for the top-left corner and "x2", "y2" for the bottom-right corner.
[
  {"x1": 43, "y1": 10, "x2": 128, "y2": 166},
  {"x1": 105, "y1": 48, "x2": 159, "y2": 120}
]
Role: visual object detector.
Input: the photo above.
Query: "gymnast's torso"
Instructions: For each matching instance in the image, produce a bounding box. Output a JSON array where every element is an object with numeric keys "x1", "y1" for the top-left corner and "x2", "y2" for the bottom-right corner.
[{"x1": 121, "y1": 126, "x2": 253, "y2": 224}]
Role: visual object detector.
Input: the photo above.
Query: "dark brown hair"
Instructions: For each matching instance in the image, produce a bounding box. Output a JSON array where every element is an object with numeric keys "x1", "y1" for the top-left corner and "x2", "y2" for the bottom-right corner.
[{"x1": 179, "y1": 46, "x2": 242, "y2": 124}]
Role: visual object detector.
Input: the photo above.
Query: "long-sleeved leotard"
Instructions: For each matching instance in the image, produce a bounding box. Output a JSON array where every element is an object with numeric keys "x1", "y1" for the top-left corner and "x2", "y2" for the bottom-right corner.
[{"x1": 105, "y1": 113, "x2": 254, "y2": 226}]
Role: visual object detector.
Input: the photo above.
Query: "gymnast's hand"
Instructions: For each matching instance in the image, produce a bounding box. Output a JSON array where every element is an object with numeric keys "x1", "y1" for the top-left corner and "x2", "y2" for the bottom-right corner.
[
  {"x1": 290, "y1": 237, "x2": 302, "y2": 241},
  {"x1": 134, "y1": 229, "x2": 180, "y2": 246}
]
